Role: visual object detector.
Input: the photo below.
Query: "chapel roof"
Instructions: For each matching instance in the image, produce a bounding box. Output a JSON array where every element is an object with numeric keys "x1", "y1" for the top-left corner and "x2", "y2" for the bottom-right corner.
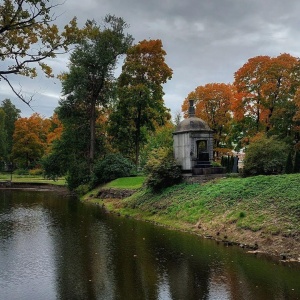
[{"x1": 174, "y1": 116, "x2": 213, "y2": 134}]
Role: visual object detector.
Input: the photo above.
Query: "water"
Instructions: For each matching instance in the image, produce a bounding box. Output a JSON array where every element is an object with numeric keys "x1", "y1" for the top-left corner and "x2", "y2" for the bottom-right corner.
[{"x1": 0, "y1": 189, "x2": 299, "y2": 300}]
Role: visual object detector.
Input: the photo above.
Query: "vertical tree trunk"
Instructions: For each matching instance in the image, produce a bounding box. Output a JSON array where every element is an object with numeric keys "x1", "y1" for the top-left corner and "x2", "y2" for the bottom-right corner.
[
  {"x1": 89, "y1": 99, "x2": 96, "y2": 173},
  {"x1": 135, "y1": 104, "x2": 142, "y2": 168}
]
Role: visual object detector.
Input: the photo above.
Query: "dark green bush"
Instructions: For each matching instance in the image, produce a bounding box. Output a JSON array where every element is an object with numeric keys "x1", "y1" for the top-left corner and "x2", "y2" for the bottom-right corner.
[
  {"x1": 92, "y1": 153, "x2": 135, "y2": 186},
  {"x1": 66, "y1": 160, "x2": 90, "y2": 191},
  {"x1": 145, "y1": 148, "x2": 182, "y2": 192},
  {"x1": 14, "y1": 168, "x2": 29, "y2": 175},
  {"x1": 285, "y1": 151, "x2": 294, "y2": 174},
  {"x1": 243, "y1": 136, "x2": 288, "y2": 176}
]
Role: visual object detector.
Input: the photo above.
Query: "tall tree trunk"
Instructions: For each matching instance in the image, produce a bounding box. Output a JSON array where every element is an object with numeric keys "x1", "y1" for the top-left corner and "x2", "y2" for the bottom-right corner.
[
  {"x1": 89, "y1": 99, "x2": 96, "y2": 174},
  {"x1": 135, "y1": 104, "x2": 142, "y2": 168}
]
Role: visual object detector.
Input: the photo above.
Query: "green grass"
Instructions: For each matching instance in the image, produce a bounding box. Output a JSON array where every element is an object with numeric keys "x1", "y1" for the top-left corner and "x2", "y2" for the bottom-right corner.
[
  {"x1": 0, "y1": 173, "x2": 66, "y2": 186},
  {"x1": 104, "y1": 176, "x2": 146, "y2": 189},
  {"x1": 118, "y1": 174, "x2": 300, "y2": 236}
]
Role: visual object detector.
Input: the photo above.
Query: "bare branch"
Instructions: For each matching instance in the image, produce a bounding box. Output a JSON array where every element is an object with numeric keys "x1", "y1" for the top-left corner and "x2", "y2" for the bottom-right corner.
[{"x1": 0, "y1": 74, "x2": 33, "y2": 106}]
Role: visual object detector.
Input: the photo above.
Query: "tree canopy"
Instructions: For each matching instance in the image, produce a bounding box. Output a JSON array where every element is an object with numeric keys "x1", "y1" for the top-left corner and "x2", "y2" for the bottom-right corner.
[
  {"x1": 109, "y1": 39, "x2": 173, "y2": 165},
  {"x1": 0, "y1": 0, "x2": 79, "y2": 104}
]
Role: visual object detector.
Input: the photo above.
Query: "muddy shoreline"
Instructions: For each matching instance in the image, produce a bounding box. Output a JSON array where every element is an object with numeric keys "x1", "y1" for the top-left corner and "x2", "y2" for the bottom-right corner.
[{"x1": 0, "y1": 182, "x2": 70, "y2": 193}]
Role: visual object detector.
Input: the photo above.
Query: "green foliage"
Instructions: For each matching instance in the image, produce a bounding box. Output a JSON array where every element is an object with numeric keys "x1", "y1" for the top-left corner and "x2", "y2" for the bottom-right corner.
[
  {"x1": 0, "y1": 99, "x2": 20, "y2": 159},
  {"x1": 66, "y1": 160, "x2": 90, "y2": 191},
  {"x1": 108, "y1": 39, "x2": 172, "y2": 165},
  {"x1": 42, "y1": 139, "x2": 70, "y2": 181},
  {"x1": 285, "y1": 151, "x2": 294, "y2": 174},
  {"x1": 28, "y1": 168, "x2": 44, "y2": 176},
  {"x1": 145, "y1": 148, "x2": 182, "y2": 192},
  {"x1": 75, "y1": 184, "x2": 91, "y2": 196},
  {"x1": 140, "y1": 124, "x2": 175, "y2": 168},
  {"x1": 243, "y1": 136, "x2": 288, "y2": 176},
  {"x1": 211, "y1": 161, "x2": 222, "y2": 167},
  {"x1": 0, "y1": 108, "x2": 7, "y2": 160},
  {"x1": 92, "y1": 153, "x2": 135, "y2": 186},
  {"x1": 14, "y1": 169, "x2": 29, "y2": 175}
]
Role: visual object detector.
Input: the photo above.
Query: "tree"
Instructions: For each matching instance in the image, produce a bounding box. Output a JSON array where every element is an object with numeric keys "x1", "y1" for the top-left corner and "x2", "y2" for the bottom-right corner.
[
  {"x1": 140, "y1": 122, "x2": 175, "y2": 168},
  {"x1": 243, "y1": 135, "x2": 288, "y2": 176},
  {"x1": 109, "y1": 39, "x2": 173, "y2": 165},
  {"x1": 182, "y1": 83, "x2": 234, "y2": 155},
  {"x1": 60, "y1": 16, "x2": 133, "y2": 172},
  {"x1": 0, "y1": 98, "x2": 21, "y2": 158},
  {"x1": 233, "y1": 54, "x2": 300, "y2": 142},
  {"x1": 0, "y1": 0, "x2": 79, "y2": 104},
  {"x1": 12, "y1": 113, "x2": 50, "y2": 168}
]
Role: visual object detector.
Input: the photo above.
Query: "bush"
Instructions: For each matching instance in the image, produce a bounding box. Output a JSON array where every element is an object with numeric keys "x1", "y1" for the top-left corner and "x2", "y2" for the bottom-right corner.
[
  {"x1": 285, "y1": 151, "x2": 294, "y2": 174},
  {"x1": 13, "y1": 168, "x2": 29, "y2": 175},
  {"x1": 66, "y1": 160, "x2": 90, "y2": 191},
  {"x1": 92, "y1": 153, "x2": 135, "y2": 186},
  {"x1": 75, "y1": 184, "x2": 91, "y2": 196},
  {"x1": 29, "y1": 168, "x2": 44, "y2": 176},
  {"x1": 243, "y1": 135, "x2": 288, "y2": 176},
  {"x1": 145, "y1": 148, "x2": 182, "y2": 192}
]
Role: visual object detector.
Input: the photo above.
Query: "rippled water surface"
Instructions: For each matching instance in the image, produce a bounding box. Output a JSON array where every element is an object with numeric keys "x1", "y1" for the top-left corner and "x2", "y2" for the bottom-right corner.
[{"x1": 0, "y1": 190, "x2": 299, "y2": 300}]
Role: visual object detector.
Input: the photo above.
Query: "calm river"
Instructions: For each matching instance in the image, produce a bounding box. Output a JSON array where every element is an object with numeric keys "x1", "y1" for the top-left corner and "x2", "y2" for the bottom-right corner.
[{"x1": 0, "y1": 189, "x2": 299, "y2": 300}]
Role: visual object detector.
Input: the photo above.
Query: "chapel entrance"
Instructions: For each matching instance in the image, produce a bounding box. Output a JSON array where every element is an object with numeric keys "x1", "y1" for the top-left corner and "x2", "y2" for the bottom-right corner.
[{"x1": 197, "y1": 140, "x2": 209, "y2": 161}]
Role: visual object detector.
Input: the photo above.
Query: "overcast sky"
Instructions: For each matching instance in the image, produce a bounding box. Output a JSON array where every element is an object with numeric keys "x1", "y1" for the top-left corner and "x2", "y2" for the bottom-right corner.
[{"x1": 2, "y1": 0, "x2": 300, "y2": 118}]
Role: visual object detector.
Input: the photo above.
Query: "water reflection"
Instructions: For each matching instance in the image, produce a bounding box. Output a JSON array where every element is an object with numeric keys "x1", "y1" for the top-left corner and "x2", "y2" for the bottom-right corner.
[{"x1": 0, "y1": 190, "x2": 299, "y2": 300}]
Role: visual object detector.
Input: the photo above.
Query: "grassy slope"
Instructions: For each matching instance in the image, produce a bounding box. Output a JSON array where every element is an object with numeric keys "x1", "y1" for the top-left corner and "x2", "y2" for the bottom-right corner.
[{"x1": 93, "y1": 174, "x2": 300, "y2": 258}]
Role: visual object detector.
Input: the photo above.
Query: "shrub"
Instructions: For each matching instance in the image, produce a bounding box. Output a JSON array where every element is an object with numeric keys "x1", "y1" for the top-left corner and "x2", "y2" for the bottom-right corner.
[
  {"x1": 29, "y1": 168, "x2": 44, "y2": 176},
  {"x1": 75, "y1": 184, "x2": 91, "y2": 196},
  {"x1": 243, "y1": 135, "x2": 288, "y2": 176},
  {"x1": 92, "y1": 153, "x2": 135, "y2": 186},
  {"x1": 13, "y1": 168, "x2": 29, "y2": 175},
  {"x1": 285, "y1": 151, "x2": 294, "y2": 174},
  {"x1": 66, "y1": 160, "x2": 90, "y2": 191},
  {"x1": 145, "y1": 147, "x2": 182, "y2": 192},
  {"x1": 212, "y1": 161, "x2": 222, "y2": 167}
]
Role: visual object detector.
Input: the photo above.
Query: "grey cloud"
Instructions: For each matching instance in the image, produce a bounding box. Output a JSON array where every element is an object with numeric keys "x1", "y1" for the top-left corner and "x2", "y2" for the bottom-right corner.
[{"x1": 1, "y1": 0, "x2": 300, "y2": 117}]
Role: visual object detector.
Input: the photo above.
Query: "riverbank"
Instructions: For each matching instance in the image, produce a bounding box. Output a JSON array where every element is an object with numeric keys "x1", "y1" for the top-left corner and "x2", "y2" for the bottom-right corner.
[
  {"x1": 0, "y1": 181, "x2": 69, "y2": 193},
  {"x1": 83, "y1": 173, "x2": 300, "y2": 262}
]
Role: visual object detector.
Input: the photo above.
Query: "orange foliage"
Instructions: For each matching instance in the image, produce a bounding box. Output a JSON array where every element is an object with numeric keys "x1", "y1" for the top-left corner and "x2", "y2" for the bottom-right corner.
[
  {"x1": 234, "y1": 53, "x2": 299, "y2": 133},
  {"x1": 46, "y1": 113, "x2": 63, "y2": 153},
  {"x1": 12, "y1": 113, "x2": 51, "y2": 167},
  {"x1": 182, "y1": 83, "x2": 234, "y2": 150}
]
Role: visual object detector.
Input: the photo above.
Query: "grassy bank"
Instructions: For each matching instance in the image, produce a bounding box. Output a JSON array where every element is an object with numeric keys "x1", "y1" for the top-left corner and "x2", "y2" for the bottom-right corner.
[
  {"x1": 85, "y1": 174, "x2": 300, "y2": 260},
  {"x1": 0, "y1": 173, "x2": 66, "y2": 186}
]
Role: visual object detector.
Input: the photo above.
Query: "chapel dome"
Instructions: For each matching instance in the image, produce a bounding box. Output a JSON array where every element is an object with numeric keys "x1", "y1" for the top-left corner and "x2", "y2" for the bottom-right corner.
[{"x1": 174, "y1": 116, "x2": 212, "y2": 134}]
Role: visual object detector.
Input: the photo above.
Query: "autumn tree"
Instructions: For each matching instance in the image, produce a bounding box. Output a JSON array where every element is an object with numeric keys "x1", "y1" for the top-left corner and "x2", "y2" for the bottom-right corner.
[
  {"x1": 46, "y1": 113, "x2": 63, "y2": 153},
  {"x1": 109, "y1": 39, "x2": 173, "y2": 165},
  {"x1": 12, "y1": 113, "x2": 50, "y2": 168},
  {"x1": 233, "y1": 54, "x2": 300, "y2": 143},
  {"x1": 59, "y1": 16, "x2": 133, "y2": 173},
  {"x1": 0, "y1": 99, "x2": 21, "y2": 159},
  {"x1": 0, "y1": 0, "x2": 80, "y2": 104},
  {"x1": 182, "y1": 83, "x2": 234, "y2": 155}
]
